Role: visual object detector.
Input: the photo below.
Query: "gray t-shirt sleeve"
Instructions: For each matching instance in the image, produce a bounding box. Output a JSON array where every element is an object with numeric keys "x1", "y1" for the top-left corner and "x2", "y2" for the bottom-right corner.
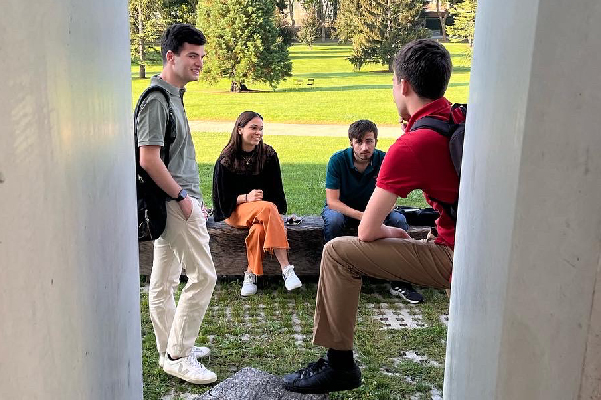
[{"x1": 136, "y1": 96, "x2": 168, "y2": 147}]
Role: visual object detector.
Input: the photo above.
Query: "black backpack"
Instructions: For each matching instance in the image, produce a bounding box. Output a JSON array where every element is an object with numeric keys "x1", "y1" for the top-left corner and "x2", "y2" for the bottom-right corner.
[
  {"x1": 133, "y1": 86, "x2": 176, "y2": 241},
  {"x1": 409, "y1": 103, "x2": 467, "y2": 221}
]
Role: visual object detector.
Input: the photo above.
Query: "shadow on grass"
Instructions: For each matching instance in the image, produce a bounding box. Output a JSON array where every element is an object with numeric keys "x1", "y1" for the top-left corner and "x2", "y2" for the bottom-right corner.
[
  {"x1": 281, "y1": 84, "x2": 393, "y2": 93},
  {"x1": 290, "y1": 54, "x2": 350, "y2": 60},
  {"x1": 452, "y1": 66, "x2": 471, "y2": 73}
]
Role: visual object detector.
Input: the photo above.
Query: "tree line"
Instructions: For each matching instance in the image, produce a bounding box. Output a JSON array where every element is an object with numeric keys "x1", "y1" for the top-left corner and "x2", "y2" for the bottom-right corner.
[{"x1": 129, "y1": 0, "x2": 476, "y2": 89}]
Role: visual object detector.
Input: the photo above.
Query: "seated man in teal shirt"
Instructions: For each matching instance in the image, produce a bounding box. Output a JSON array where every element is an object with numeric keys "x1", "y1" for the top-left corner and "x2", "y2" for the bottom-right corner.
[{"x1": 323, "y1": 119, "x2": 423, "y2": 303}]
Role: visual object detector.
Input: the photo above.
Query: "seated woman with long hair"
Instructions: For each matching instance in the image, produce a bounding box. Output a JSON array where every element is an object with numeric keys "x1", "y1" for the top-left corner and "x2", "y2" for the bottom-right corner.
[{"x1": 212, "y1": 111, "x2": 302, "y2": 296}]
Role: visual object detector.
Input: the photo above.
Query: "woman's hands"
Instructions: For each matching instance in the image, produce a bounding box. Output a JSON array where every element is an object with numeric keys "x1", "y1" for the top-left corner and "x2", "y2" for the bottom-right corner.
[
  {"x1": 237, "y1": 189, "x2": 263, "y2": 204},
  {"x1": 247, "y1": 189, "x2": 263, "y2": 202}
]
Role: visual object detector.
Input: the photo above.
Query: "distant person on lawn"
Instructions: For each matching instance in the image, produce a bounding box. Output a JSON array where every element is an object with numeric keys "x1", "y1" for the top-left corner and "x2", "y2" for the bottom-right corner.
[
  {"x1": 284, "y1": 38, "x2": 462, "y2": 394},
  {"x1": 212, "y1": 111, "x2": 303, "y2": 297},
  {"x1": 322, "y1": 119, "x2": 423, "y2": 304},
  {"x1": 137, "y1": 24, "x2": 216, "y2": 385}
]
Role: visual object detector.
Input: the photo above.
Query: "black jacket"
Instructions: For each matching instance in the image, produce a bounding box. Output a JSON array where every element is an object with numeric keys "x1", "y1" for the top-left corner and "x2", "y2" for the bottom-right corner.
[{"x1": 212, "y1": 147, "x2": 287, "y2": 222}]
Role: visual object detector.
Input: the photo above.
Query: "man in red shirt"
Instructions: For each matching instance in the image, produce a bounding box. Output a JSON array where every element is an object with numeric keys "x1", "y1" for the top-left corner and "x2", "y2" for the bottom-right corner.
[{"x1": 284, "y1": 39, "x2": 462, "y2": 394}]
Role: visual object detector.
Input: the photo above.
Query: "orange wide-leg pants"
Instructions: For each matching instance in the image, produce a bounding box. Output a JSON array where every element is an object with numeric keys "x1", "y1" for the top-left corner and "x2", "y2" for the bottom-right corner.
[{"x1": 225, "y1": 200, "x2": 289, "y2": 275}]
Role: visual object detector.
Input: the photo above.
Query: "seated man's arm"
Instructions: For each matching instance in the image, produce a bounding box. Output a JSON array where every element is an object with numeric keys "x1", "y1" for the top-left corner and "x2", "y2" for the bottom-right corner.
[
  {"x1": 358, "y1": 187, "x2": 410, "y2": 242},
  {"x1": 326, "y1": 188, "x2": 363, "y2": 221}
]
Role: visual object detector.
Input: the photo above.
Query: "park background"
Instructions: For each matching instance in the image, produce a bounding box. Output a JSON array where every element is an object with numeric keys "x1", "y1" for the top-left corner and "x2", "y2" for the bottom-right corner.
[
  {"x1": 131, "y1": 0, "x2": 474, "y2": 398},
  {"x1": 132, "y1": 42, "x2": 470, "y2": 214}
]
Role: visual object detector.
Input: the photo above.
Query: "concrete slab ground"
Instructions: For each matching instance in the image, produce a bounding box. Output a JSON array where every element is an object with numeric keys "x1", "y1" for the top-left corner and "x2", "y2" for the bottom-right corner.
[{"x1": 189, "y1": 121, "x2": 403, "y2": 138}]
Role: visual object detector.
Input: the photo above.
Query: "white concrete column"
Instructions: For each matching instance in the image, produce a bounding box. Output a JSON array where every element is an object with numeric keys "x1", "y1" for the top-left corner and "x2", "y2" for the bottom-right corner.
[
  {"x1": 0, "y1": 1, "x2": 142, "y2": 399},
  {"x1": 444, "y1": 0, "x2": 601, "y2": 399}
]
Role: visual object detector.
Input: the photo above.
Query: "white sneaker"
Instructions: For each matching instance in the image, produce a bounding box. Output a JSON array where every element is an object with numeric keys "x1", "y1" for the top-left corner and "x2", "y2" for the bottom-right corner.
[
  {"x1": 163, "y1": 353, "x2": 217, "y2": 385},
  {"x1": 159, "y1": 346, "x2": 210, "y2": 368},
  {"x1": 192, "y1": 345, "x2": 211, "y2": 359},
  {"x1": 282, "y1": 265, "x2": 302, "y2": 291},
  {"x1": 241, "y1": 271, "x2": 257, "y2": 296}
]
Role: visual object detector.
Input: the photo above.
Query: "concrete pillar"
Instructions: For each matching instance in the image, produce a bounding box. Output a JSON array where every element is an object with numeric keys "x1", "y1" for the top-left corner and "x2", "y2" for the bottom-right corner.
[
  {"x1": 0, "y1": 1, "x2": 142, "y2": 399},
  {"x1": 444, "y1": 0, "x2": 601, "y2": 399}
]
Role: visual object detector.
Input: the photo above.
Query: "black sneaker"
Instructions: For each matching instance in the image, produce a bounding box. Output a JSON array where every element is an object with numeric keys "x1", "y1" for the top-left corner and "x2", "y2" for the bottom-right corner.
[
  {"x1": 389, "y1": 281, "x2": 423, "y2": 304},
  {"x1": 283, "y1": 357, "x2": 361, "y2": 394}
]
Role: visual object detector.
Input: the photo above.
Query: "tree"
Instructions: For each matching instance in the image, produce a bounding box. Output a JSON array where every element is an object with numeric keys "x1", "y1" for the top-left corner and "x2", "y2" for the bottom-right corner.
[
  {"x1": 338, "y1": 0, "x2": 429, "y2": 71},
  {"x1": 301, "y1": 0, "x2": 340, "y2": 41},
  {"x1": 334, "y1": 0, "x2": 360, "y2": 43},
  {"x1": 162, "y1": 0, "x2": 199, "y2": 25},
  {"x1": 129, "y1": 0, "x2": 166, "y2": 78},
  {"x1": 435, "y1": 0, "x2": 454, "y2": 41},
  {"x1": 447, "y1": 0, "x2": 477, "y2": 46},
  {"x1": 197, "y1": 0, "x2": 293, "y2": 91},
  {"x1": 298, "y1": 5, "x2": 320, "y2": 47},
  {"x1": 128, "y1": 0, "x2": 199, "y2": 79}
]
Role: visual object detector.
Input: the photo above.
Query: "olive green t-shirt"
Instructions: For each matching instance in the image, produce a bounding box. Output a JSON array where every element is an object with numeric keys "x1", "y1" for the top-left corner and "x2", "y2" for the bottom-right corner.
[{"x1": 136, "y1": 76, "x2": 202, "y2": 201}]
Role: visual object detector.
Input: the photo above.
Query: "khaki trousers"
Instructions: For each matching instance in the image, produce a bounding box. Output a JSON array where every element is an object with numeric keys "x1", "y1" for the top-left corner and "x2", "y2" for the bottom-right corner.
[
  {"x1": 225, "y1": 200, "x2": 289, "y2": 275},
  {"x1": 313, "y1": 236, "x2": 453, "y2": 350},
  {"x1": 149, "y1": 198, "x2": 217, "y2": 358}
]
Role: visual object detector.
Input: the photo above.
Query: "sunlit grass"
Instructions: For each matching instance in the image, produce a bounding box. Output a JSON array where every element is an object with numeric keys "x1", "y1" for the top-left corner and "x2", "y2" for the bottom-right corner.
[
  {"x1": 132, "y1": 42, "x2": 470, "y2": 125},
  {"x1": 193, "y1": 131, "x2": 428, "y2": 214}
]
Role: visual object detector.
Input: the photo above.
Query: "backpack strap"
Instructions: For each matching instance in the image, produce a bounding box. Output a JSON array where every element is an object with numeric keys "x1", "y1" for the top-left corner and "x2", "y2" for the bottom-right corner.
[
  {"x1": 409, "y1": 116, "x2": 452, "y2": 137},
  {"x1": 133, "y1": 85, "x2": 176, "y2": 167},
  {"x1": 410, "y1": 113, "x2": 463, "y2": 222}
]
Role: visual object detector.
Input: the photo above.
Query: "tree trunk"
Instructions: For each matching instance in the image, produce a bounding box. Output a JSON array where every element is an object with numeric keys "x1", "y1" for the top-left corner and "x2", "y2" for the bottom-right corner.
[
  {"x1": 289, "y1": 0, "x2": 295, "y2": 28},
  {"x1": 436, "y1": 0, "x2": 448, "y2": 41},
  {"x1": 438, "y1": 12, "x2": 448, "y2": 41},
  {"x1": 137, "y1": 0, "x2": 146, "y2": 79},
  {"x1": 320, "y1": 1, "x2": 326, "y2": 42}
]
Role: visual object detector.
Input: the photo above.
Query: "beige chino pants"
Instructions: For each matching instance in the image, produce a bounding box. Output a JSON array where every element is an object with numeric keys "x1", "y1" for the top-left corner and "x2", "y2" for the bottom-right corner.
[
  {"x1": 149, "y1": 198, "x2": 217, "y2": 358},
  {"x1": 313, "y1": 236, "x2": 453, "y2": 351}
]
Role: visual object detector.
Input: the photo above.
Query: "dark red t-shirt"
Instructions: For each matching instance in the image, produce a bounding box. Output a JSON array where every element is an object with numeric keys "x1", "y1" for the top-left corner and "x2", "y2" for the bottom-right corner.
[{"x1": 377, "y1": 97, "x2": 463, "y2": 249}]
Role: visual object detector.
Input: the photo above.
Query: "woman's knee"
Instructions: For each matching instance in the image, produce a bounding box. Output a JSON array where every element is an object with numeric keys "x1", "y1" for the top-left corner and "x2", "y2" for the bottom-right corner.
[{"x1": 259, "y1": 201, "x2": 279, "y2": 215}]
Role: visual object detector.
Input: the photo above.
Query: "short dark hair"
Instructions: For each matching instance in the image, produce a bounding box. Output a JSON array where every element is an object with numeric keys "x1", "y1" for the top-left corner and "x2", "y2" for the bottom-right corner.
[
  {"x1": 348, "y1": 119, "x2": 378, "y2": 141},
  {"x1": 393, "y1": 39, "x2": 452, "y2": 100},
  {"x1": 161, "y1": 23, "x2": 207, "y2": 64}
]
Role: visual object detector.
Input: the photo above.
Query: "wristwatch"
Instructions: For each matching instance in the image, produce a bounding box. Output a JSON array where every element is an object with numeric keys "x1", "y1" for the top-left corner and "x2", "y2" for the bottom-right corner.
[{"x1": 175, "y1": 189, "x2": 188, "y2": 202}]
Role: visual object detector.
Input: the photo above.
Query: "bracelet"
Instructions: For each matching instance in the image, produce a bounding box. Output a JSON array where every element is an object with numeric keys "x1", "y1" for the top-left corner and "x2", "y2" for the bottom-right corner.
[{"x1": 245, "y1": 194, "x2": 248, "y2": 202}]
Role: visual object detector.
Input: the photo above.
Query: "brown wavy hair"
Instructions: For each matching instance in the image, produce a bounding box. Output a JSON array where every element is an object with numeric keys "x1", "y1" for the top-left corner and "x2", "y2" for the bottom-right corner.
[{"x1": 219, "y1": 111, "x2": 272, "y2": 175}]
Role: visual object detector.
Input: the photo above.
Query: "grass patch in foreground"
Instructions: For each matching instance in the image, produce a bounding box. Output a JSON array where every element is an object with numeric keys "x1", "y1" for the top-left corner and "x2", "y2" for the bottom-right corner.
[
  {"x1": 193, "y1": 131, "x2": 428, "y2": 215},
  {"x1": 141, "y1": 279, "x2": 449, "y2": 399},
  {"x1": 132, "y1": 42, "x2": 470, "y2": 125}
]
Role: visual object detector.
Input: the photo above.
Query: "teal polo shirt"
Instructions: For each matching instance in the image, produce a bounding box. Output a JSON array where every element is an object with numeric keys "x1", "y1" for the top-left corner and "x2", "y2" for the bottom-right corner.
[{"x1": 325, "y1": 148, "x2": 386, "y2": 211}]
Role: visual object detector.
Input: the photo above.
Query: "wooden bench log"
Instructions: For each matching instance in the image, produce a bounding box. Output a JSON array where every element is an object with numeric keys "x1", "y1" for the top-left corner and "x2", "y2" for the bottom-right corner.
[{"x1": 138, "y1": 215, "x2": 431, "y2": 277}]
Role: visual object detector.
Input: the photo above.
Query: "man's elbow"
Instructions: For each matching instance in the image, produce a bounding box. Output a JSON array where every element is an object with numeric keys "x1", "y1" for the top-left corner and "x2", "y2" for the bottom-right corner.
[
  {"x1": 357, "y1": 225, "x2": 376, "y2": 242},
  {"x1": 139, "y1": 154, "x2": 154, "y2": 171}
]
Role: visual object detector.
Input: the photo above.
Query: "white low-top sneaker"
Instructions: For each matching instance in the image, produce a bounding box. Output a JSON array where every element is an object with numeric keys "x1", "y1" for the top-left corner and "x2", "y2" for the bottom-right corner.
[
  {"x1": 159, "y1": 346, "x2": 211, "y2": 368},
  {"x1": 192, "y1": 345, "x2": 210, "y2": 359},
  {"x1": 282, "y1": 265, "x2": 302, "y2": 291},
  {"x1": 241, "y1": 271, "x2": 257, "y2": 296},
  {"x1": 163, "y1": 353, "x2": 217, "y2": 385}
]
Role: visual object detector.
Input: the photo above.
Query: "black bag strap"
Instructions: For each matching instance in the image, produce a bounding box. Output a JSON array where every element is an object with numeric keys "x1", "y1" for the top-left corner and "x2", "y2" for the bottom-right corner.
[
  {"x1": 133, "y1": 85, "x2": 175, "y2": 167},
  {"x1": 410, "y1": 116, "x2": 452, "y2": 137}
]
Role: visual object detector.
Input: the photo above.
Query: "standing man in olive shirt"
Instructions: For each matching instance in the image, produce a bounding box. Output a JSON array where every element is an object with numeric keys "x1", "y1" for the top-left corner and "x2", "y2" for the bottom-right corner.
[{"x1": 136, "y1": 23, "x2": 217, "y2": 385}]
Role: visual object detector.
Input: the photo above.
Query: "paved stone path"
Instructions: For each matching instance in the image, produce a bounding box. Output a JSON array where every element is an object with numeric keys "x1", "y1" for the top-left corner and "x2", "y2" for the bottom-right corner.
[{"x1": 189, "y1": 120, "x2": 403, "y2": 138}]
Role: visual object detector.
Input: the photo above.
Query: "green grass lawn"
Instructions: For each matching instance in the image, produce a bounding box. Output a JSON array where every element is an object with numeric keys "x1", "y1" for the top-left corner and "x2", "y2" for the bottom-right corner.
[
  {"x1": 132, "y1": 42, "x2": 470, "y2": 125},
  {"x1": 141, "y1": 279, "x2": 449, "y2": 400},
  {"x1": 193, "y1": 132, "x2": 429, "y2": 214}
]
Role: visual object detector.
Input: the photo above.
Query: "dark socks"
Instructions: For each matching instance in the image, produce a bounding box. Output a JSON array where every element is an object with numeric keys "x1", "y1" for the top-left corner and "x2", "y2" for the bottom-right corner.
[{"x1": 327, "y1": 348, "x2": 355, "y2": 370}]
